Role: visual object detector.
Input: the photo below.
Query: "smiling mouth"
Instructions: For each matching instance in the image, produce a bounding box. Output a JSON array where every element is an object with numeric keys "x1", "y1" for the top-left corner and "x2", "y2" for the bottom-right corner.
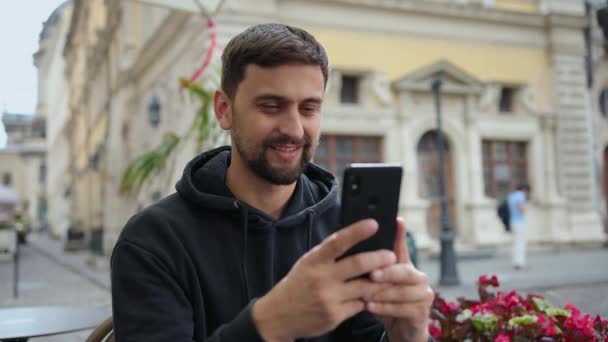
[{"x1": 271, "y1": 145, "x2": 299, "y2": 152}]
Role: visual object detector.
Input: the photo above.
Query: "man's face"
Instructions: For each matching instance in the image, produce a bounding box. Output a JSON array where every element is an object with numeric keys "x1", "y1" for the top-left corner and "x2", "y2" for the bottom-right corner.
[{"x1": 222, "y1": 63, "x2": 324, "y2": 185}]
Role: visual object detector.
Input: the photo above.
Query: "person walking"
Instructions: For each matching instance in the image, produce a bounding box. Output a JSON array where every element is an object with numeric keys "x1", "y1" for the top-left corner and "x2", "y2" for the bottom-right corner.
[{"x1": 507, "y1": 184, "x2": 531, "y2": 270}]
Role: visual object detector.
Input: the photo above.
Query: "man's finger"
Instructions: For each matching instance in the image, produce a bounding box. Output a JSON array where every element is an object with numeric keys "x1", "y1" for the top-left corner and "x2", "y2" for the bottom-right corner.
[
  {"x1": 369, "y1": 263, "x2": 423, "y2": 284},
  {"x1": 313, "y1": 219, "x2": 378, "y2": 261},
  {"x1": 335, "y1": 250, "x2": 396, "y2": 281},
  {"x1": 394, "y1": 218, "x2": 411, "y2": 264},
  {"x1": 368, "y1": 284, "x2": 433, "y2": 302},
  {"x1": 366, "y1": 290, "x2": 434, "y2": 318},
  {"x1": 339, "y1": 279, "x2": 392, "y2": 302}
]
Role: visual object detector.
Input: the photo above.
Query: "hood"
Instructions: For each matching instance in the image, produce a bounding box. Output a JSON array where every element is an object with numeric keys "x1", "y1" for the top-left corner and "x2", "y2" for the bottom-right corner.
[{"x1": 175, "y1": 145, "x2": 338, "y2": 226}]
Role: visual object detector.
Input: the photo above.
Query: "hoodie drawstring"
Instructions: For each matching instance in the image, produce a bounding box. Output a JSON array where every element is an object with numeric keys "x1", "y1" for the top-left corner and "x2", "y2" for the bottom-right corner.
[
  {"x1": 237, "y1": 201, "x2": 251, "y2": 303},
  {"x1": 306, "y1": 209, "x2": 314, "y2": 251}
]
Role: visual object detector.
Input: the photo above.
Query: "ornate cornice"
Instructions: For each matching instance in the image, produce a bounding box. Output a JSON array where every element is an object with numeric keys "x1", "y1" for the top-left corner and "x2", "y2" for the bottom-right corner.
[{"x1": 297, "y1": 0, "x2": 547, "y2": 28}]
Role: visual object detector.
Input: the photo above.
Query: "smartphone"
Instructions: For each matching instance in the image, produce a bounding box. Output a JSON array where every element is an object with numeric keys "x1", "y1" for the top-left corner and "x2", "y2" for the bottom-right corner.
[{"x1": 339, "y1": 163, "x2": 403, "y2": 259}]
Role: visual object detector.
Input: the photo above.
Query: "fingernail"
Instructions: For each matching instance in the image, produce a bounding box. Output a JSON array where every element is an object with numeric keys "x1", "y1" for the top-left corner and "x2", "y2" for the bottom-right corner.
[
  {"x1": 372, "y1": 270, "x2": 383, "y2": 280},
  {"x1": 367, "y1": 219, "x2": 379, "y2": 230},
  {"x1": 386, "y1": 251, "x2": 396, "y2": 263}
]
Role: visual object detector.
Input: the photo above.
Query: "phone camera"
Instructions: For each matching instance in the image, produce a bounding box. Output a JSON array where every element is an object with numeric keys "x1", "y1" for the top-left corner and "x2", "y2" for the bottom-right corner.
[{"x1": 350, "y1": 175, "x2": 361, "y2": 195}]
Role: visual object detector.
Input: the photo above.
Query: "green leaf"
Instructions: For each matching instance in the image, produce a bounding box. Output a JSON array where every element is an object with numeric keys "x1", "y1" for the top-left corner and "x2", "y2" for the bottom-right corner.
[
  {"x1": 508, "y1": 314, "x2": 538, "y2": 326},
  {"x1": 119, "y1": 133, "x2": 180, "y2": 194},
  {"x1": 471, "y1": 313, "x2": 498, "y2": 332},
  {"x1": 533, "y1": 297, "x2": 554, "y2": 312},
  {"x1": 547, "y1": 308, "x2": 570, "y2": 317}
]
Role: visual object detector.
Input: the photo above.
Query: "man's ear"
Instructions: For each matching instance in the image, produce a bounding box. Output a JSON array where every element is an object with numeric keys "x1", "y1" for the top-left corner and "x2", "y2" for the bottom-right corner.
[{"x1": 214, "y1": 90, "x2": 232, "y2": 130}]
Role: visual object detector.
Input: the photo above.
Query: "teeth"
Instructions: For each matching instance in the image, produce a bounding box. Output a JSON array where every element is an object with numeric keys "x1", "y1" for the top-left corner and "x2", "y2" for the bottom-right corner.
[{"x1": 273, "y1": 146, "x2": 297, "y2": 152}]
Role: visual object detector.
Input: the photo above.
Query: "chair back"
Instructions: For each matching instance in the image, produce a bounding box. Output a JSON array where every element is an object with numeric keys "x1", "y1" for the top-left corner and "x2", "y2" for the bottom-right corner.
[{"x1": 86, "y1": 316, "x2": 114, "y2": 342}]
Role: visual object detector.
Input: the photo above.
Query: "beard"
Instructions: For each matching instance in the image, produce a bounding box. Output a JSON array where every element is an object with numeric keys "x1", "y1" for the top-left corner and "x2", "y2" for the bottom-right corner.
[{"x1": 231, "y1": 114, "x2": 314, "y2": 186}]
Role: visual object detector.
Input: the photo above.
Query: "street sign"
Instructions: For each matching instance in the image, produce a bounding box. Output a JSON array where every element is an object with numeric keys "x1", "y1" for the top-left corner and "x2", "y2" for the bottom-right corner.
[{"x1": 134, "y1": 0, "x2": 222, "y2": 14}]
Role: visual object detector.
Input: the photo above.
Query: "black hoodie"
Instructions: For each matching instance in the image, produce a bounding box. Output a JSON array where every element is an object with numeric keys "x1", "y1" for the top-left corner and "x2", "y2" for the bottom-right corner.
[{"x1": 111, "y1": 146, "x2": 387, "y2": 341}]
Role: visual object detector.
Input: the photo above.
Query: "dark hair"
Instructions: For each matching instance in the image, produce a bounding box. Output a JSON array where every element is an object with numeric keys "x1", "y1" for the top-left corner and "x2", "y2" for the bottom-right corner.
[
  {"x1": 221, "y1": 23, "x2": 329, "y2": 99},
  {"x1": 516, "y1": 184, "x2": 531, "y2": 192}
]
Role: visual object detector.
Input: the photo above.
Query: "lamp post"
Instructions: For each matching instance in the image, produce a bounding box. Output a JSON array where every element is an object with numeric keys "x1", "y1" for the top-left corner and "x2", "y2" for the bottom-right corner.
[{"x1": 431, "y1": 73, "x2": 460, "y2": 286}]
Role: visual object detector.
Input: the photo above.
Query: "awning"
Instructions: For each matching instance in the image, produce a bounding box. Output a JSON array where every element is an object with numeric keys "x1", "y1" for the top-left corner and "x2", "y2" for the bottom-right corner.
[{"x1": 0, "y1": 186, "x2": 19, "y2": 204}]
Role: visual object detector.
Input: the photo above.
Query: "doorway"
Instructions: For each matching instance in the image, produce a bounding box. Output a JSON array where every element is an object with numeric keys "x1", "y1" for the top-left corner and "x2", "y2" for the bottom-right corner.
[{"x1": 416, "y1": 130, "x2": 457, "y2": 239}]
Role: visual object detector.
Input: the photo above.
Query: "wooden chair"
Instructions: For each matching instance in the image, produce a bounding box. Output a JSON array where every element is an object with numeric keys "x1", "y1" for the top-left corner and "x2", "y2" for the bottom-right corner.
[{"x1": 86, "y1": 316, "x2": 114, "y2": 342}]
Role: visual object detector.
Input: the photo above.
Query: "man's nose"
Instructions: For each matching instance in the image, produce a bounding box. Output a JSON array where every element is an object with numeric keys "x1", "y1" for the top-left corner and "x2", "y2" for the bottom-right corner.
[{"x1": 278, "y1": 106, "x2": 304, "y2": 140}]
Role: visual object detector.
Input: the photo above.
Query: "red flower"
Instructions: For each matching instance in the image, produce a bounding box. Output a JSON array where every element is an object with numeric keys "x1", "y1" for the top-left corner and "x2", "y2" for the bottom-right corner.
[
  {"x1": 565, "y1": 312, "x2": 596, "y2": 337},
  {"x1": 479, "y1": 274, "x2": 500, "y2": 287},
  {"x1": 428, "y1": 322, "x2": 442, "y2": 339},
  {"x1": 495, "y1": 332, "x2": 510, "y2": 342},
  {"x1": 495, "y1": 291, "x2": 521, "y2": 310},
  {"x1": 447, "y1": 301, "x2": 459, "y2": 312}
]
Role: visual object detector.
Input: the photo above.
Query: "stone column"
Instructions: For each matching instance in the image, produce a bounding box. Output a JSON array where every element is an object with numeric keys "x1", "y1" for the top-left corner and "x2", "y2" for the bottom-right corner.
[{"x1": 547, "y1": 11, "x2": 604, "y2": 241}]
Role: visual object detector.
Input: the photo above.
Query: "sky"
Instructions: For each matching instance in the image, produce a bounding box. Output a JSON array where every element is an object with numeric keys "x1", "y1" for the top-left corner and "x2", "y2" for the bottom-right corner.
[{"x1": 0, "y1": 0, "x2": 66, "y2": 147}]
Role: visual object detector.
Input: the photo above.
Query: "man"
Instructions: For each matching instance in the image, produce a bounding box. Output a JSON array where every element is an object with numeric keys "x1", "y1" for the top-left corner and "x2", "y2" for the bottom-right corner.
[
  {"x1": 111, "y1": 23, "x2": 433, "y2": 341},
  {"x1": 507, "y1": 184, "x2": 531, "y2": 270}
]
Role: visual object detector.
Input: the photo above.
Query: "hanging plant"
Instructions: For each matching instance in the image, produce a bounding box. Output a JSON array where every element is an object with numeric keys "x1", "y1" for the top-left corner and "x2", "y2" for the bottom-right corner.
[{"x1": 119, "y1": 8, "x2": 224, "y2": 195}]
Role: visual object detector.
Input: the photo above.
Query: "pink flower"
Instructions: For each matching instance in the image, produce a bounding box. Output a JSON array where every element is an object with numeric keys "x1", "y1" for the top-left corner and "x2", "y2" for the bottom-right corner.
[
  {"x1": 428, "y1": 322, "x2": 442, "y2": 339},
  {"x1": 447, "y1": 301, "x2": 459, "y2": 312},
  {"x1": 494, "y1": 332, "x2": 510, "y2": 342},
  {"x1": 495, "y1": 291, "x2": 520, "y2": 310},
  {"x1": 565, "y1": 312, "x2": 596, "y2": 337},
  {"x1": 479, "y1": 274, "x2": 500, "y2": 287}
]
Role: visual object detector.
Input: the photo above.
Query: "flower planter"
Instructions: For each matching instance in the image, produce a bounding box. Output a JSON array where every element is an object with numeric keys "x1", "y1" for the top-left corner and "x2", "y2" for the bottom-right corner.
[{"x1": 429, "y1": 275, "x2": 608, "y2": 341}]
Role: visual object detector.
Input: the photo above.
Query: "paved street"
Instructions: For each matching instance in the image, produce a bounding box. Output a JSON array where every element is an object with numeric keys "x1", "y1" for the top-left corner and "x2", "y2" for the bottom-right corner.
[
  {"x1": 0, "y1": 233, "x2": 607, "y2": 341},
  {"x1": 0, "y1": 235, "x2": 111, "y2": 341}
]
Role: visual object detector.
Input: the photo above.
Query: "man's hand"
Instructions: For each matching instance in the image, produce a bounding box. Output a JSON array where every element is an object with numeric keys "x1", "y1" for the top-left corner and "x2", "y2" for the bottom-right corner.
[
  {"x1": 366, "y1": 218, "x2": 434, "y2": 342},
  {"x1": 252, "y1": 219, "x2": 397, "y2": 342}
]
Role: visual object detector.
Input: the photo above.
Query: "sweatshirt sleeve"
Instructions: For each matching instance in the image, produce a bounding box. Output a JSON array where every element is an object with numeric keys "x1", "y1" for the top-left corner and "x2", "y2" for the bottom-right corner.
[{"x1": 111, "y1": 239, "x2": 264, "y2": 342}]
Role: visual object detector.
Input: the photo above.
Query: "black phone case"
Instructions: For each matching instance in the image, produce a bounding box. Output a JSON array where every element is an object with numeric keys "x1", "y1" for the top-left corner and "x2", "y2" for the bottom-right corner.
[{"x1": 339, "y1": 164, "x2": 403, "y2": 258}]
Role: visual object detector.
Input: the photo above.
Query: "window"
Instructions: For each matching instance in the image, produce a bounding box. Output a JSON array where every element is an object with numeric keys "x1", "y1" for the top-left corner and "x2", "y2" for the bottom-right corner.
[
  {"x1": 499, "y1": 86, "x2": 517, "y2": 113},
  {"x1": 314, "y1": 135, "x2": 382, "y2": 179},
  {"x1": 600, "y1": 88, "x2": 608, "y2": 118},
  {"x1": 482, "y1": 140, "x2": 528, "y2": 199},
  {"x1": 340, "y1": 75, "x2": 360, "y2": 104},
  {"x1": 2, "y1": 173, "x2": 11, "y2": 186},
  {"x1": 39, "y1": 163, "x2": 46, "y2": 184}
]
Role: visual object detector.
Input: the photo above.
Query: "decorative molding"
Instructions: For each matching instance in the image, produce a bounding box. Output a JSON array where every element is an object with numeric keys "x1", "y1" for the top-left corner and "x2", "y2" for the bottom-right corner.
[
  {"x1": 305, "y1": 0, "x2": 547, "y2": 27},
  {"x1": 393, "y1": 60, "x2": 483, "y2": 95}
]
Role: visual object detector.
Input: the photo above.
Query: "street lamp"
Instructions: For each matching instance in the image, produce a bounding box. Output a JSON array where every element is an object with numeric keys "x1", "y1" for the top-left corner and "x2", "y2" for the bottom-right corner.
[{"x1": 431, "y1": 72, "x2": 461, "y2": 286}]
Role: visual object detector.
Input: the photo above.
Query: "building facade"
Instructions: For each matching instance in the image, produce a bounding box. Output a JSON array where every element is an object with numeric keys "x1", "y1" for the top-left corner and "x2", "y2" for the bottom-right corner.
[
  {"x1": 56, "y1": 0, "x2": 607, "y2": 256},
  {"x1": 0, "y1": 113, "x2": 47, "y2": 229},
  {"x1": 591, "y1": 2, "x2": 608, "y2": 232},
  {"x1": 33, "y1": 1, "x2": 73, "y2": 239}
]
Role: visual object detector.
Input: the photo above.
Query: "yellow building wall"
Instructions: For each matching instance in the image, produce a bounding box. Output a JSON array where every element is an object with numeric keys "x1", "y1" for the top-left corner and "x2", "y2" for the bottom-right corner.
[
  {"x1": 308, "y1": 28, "x2": 547, "y2": 83},
  {"x1": 495, "y1": 0, "x2": 539, "y2": 14},
  {"x1": 307, "y1": 28, "x2": 551, "y2": 108},
  {"x1": 426, "y1": 0, "x2": 538, "y2": 14}
]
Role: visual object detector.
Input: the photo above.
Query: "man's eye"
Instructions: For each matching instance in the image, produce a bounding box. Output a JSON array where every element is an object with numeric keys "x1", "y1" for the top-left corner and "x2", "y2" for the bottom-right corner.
[
  {"x1": 302, "y1": 106, "x2": 319, "y2": 114},
  {"x1": 260, "y1": 104, "x2": 280, "y2": 111}
]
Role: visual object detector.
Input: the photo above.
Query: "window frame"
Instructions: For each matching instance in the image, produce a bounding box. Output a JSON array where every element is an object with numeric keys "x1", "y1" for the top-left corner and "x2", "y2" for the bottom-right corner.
[
  {"x1": 498, "y1": 86, "x2": 518, "y2": 113},
  {"x1": 314, "y1": 135, "x2": 384, "y2": 176},
  {"x1": 340, "y1": 74, "x2": 361, "y2": 104},
  {"x1": 482, "y1": 140, "x2": 528, "y2": 199}
]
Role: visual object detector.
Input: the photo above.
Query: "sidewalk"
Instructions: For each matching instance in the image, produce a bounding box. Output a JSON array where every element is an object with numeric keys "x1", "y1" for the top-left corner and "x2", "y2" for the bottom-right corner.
[
  {"x1": 9, "y1": 233, "x2": 608, "y2": 320},
  {"x1": 26, "y1": 232, "x2": 608, "y2": 299},
  {"x1": 26, "y1": 233, "x2": 110, "y2": 291},
  {"x1": 0, "y1": 233, "x2": 112, "y2": 342}
]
